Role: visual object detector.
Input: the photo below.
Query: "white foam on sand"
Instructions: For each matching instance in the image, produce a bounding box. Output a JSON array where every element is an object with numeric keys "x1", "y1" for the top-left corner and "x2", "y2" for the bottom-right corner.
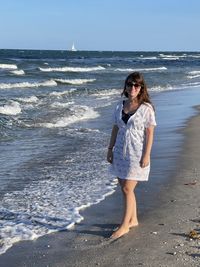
[
  {"x1": 0, "y1": 155, "x2": 118, "y2": 255},
  {"x1": 0, "y1": 101, "x2": 21, "y2": 115}
]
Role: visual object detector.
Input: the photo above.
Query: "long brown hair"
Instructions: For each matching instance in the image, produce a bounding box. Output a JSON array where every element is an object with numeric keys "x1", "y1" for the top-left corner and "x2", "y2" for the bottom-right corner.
[{"x1": 121, "y1": 72, "x2": 154, "y2": 110}]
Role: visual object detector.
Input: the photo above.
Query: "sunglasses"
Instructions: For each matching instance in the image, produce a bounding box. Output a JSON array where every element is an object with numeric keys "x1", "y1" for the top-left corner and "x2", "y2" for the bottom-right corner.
[{"x1": 126, "y1": 81, "x2": 142, "y2": 89}]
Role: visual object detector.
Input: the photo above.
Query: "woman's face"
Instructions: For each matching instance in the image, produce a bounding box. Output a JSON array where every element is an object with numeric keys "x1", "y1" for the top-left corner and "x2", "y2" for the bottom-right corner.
[{"x1": 125, "y1": 80, "x2": 142, "y2": 98}]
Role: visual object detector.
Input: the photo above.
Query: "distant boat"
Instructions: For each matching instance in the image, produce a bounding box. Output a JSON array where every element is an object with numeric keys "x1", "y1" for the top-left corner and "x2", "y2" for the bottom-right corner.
[{"x1": 71, "y1": 43, "x2": 77, "y2": 52}]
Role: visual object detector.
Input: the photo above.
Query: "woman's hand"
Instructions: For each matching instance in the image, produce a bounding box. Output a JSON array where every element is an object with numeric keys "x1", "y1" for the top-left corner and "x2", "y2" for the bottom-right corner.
[
  {"x1": 107, "y1": 149, "x2": 113, "y2": 163},
  {"x1": 140, "y1": 154, "x2": 150, "y2": 168}
]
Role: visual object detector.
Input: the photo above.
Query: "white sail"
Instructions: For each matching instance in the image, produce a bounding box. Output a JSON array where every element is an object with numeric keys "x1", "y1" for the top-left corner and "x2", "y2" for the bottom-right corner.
[{"x1": 71, "y1": 43, "x2": 77, "y2": 51}]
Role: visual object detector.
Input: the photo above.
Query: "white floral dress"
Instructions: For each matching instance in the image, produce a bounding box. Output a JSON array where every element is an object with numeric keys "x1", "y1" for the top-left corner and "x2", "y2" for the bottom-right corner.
[{"x1": 109, "y1": 99, "x2": 157, "y2": 181}]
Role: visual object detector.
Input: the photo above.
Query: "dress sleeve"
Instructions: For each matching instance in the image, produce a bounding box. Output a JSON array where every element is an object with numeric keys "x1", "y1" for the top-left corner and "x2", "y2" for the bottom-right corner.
[
  {"x1": 144, "y1": 105, "x2": 157, "y2": 128},
  {"x1": 112, "y1": 101, "x2": 121, "y2": 125}
]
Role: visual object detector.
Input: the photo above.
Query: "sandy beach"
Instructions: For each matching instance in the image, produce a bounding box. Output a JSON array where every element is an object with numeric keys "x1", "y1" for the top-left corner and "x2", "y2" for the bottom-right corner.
[{"x1": 0, "y1": 101, "x2": 200, "y2": 267}]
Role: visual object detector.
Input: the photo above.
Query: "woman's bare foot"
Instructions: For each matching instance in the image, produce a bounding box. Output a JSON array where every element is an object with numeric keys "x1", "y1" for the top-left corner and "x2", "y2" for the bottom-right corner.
[
  {"x1": 129, "y1": 219, "x2": 139, "y2": 228},
  {"x1": 110, "y1": 225, "x2": 129, "y2": 239}
]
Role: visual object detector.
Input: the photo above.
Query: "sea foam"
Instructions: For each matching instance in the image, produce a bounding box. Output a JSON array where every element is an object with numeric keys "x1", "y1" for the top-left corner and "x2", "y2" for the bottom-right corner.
[
  {"x1": 16, "y1": 96, "x2": 39, "y2": 103},
  {"x1": 50, "y1": 101, "x2": 74, "y2": 108},
  {"x1": 150, "y1": 81, "x2": 200, "y2": 92},
  {"x1": 159, "y1": 54, "x2": 180, "y2": 60},
  {"x1": 39, "y1": 66, "x2": 105, "y2": 72},
  {"x1": 0, "y1": 101, "x2": 21, "y2": 115},
  {"x1": 187, "y1": 70, "x2": 200, "y2": 79},
  {"x1": 36, "y1": 105, "x2": 99, "y2": 128},
  {"x1": 0, "y1": 80, "x2": 57, "y2": 89},
  {"x1": 49, "y1": 89, "x2": 77, "y2": 97},
  {"x1": 188, "y1": 70, "x2": 200, "y2": 75},
  {"x1": 55, "y1": 78, "x2": 96, "y2": 85},
  {"x1": 115, "y1": 67, "x2": 167, "y2": 72},
  {"x1": 0, "y1": 64, "x2": 18, "y2": 70},
  {"x1": 0, "y1": 171, "x2": 117, "y2": 255},
  {"x1": 10, "y1": 69, "x2": 25, "y2": 75},
  {"x1": 139, "y1": 56, "x2": 158, "y2": 60}
]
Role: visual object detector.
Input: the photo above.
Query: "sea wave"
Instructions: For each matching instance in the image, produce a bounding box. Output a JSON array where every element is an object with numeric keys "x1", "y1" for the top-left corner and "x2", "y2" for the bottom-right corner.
[
  {"x1": 159, "y1": 54, "x2": 180, "y2": 60},
  {"x1": 16, "y1": 96, "x2": 39, "y2": 103},
  {"x1": 0, "y1": 171, "x2": 117, "y2": 255},
  {"x1": 187, "y1": 71, "x2": 200, "y2": 79},
  {"x1": 36, "y1": 105, "x2": 100, "y2": 128},
  {"x1": 182, "y1": 81, "x2": 200, "y2": 88},
  {"x1": 49, "y1": 88, "x2": 77, "y2": 97},
  {"x1": 39, "y1": 66, "x2": 105, "y2": 72},
  {"x1": 92, "y1": 88, "x2": 121, "y2": 98},
  {"x1": 161, "y1": 57, "x2": 179, "y2": 60},
  {"x1": 115, "y1": 67, "x2": 167, "y2": 72},
  {"x1": 0, "y1": 101, "x2": 21, "y2": 115},
  {"x1": 150, "y1": 81, "x2": 200, "y2": 92},
  {"x1": 50, "y1": 101, "x2": 74, "y2": 108},
  {"x1": 55, "y1": 78, "x2": 96, "y2": 85},
  {"x1": 139, "y1": 56, "x2": 158, "y2": 60},
  {"x1": 149, "y1": 85, "x2": 174, "y2": 92},
  {"x1": 0, "y1": 80, "x2": 57, "y2": 89},
  {"x1": 187, "y1": 74, "x2": 200, "y2": 79},
  {"x1": 10, "y1": 69, "x2": 25, "y2": 75},
  {"x1": 189, "y1": 55, "x2": 200, "y2": 58},
  {"x1": 0, "y1": 64, "x2": 18, "y2": 70},
  {"x1": 188, "y1": 70, "x2": 200, "y2": 75}
]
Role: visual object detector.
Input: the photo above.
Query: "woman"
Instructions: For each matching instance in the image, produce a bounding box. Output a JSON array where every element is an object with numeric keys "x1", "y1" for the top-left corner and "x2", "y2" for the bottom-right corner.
[{"x1": 107, "y1": 72, "x2": 156, "y2": 239}]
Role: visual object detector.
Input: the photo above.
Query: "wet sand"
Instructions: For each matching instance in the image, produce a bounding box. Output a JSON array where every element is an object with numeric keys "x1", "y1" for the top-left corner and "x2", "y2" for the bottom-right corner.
[{"x1": 1, "y1": 102, "x2": 200, "y2": 266}]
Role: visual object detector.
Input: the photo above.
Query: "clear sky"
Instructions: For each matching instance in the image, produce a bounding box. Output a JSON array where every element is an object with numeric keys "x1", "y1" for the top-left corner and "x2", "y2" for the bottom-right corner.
[{"x1": 0, "y1": 0, "x2": 200, "y2": 51}]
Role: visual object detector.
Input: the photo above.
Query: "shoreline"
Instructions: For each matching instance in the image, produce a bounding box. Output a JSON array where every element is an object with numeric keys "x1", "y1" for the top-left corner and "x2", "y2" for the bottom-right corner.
[{"x1": 0, "y1": 96, "x2": 200, "y2": 266}]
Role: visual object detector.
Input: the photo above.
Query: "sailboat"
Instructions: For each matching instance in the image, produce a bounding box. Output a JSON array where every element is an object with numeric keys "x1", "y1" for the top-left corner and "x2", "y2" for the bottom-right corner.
[{"x1": 71, "y1": 43, "x2": 77, "y2": 52}]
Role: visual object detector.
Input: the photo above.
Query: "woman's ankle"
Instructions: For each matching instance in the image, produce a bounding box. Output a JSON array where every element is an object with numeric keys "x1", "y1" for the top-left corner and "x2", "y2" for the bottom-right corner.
[{"x1": 129, "y1": 217, "x2": 138, "y2": 225}]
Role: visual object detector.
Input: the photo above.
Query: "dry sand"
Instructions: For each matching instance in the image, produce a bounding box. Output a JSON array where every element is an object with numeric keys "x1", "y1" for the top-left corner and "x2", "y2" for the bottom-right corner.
[{"x1": 1, "y1": 107, "x2": 200, "y2": 267}]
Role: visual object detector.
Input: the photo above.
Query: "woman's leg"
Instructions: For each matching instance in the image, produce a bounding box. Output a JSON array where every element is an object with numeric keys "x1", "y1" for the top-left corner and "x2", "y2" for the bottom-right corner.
[
  {"x1": 118, "y1": 178, "x2": 138, "y2": 228},
  {"x1": 111, "y1": 179, "x2": 138, "y2": 238},
  {"x1": 120, "y1": 180, "x2": 138, "y2": 228}
]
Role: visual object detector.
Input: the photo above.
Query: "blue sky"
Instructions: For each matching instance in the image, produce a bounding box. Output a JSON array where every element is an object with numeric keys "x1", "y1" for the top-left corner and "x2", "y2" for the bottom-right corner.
[{"x1": 0, "y1": 0, "x2": 199, "y2": 51}]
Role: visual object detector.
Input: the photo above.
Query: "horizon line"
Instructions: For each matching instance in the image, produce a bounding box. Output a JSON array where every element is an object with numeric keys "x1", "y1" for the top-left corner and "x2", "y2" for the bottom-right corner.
[{"x1": 0, "y1": 48, "x2": 200, "y2": 53}]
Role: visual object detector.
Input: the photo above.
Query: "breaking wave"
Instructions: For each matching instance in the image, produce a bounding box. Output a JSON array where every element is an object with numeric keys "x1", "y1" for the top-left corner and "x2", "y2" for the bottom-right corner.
[
  {"x1": 0, "y1": 101, "x2": 21, "y2": 115},
  {"x1": 10, "y1": 70, "x2": 25, "y2": 75},
  {"x1": 39, "y1": 66, "x2": 105, "y2": 72},
  {"x1": 115, "y1": 67, "x2": 167, "y2": 72},
  {"x1": 0, "y1": 64, "x2": 18, "y2": 70},
  {"x1": 55, "y1": 78, "x2": 96, "y2": 85},
  {"x1": 0, "y1": 80, "x2": 57, "y2": 89}
]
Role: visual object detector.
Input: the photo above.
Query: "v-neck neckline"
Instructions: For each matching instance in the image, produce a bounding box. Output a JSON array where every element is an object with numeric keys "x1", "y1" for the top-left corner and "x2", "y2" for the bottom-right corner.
[{"x1": 121, "y1": 100, "x2": 142, "y2": 125}]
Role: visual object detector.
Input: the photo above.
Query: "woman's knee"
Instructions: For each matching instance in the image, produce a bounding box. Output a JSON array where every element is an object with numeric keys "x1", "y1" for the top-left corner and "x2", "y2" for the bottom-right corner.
[
  {"x1": 122, "y1": 181, "x2": 137, "y2": 194},
  {"x1": 122, "y1": 185, "x2": 133, "y2": 194}
]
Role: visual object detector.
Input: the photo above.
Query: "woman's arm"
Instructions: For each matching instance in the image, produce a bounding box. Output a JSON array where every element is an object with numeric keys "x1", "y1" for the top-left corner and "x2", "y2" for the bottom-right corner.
[
  {"x1": 141, "y1": 126, "x2": 155, "y2": 168},
  {"x1": 107, "y1": 124, "x2": 119, "y2": 163}
]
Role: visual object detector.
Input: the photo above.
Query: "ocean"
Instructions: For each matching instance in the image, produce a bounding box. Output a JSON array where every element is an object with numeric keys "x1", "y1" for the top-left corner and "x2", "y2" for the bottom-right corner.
[{"x1": 1, "y1": 49, "x2": 200, "y2": 254}]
